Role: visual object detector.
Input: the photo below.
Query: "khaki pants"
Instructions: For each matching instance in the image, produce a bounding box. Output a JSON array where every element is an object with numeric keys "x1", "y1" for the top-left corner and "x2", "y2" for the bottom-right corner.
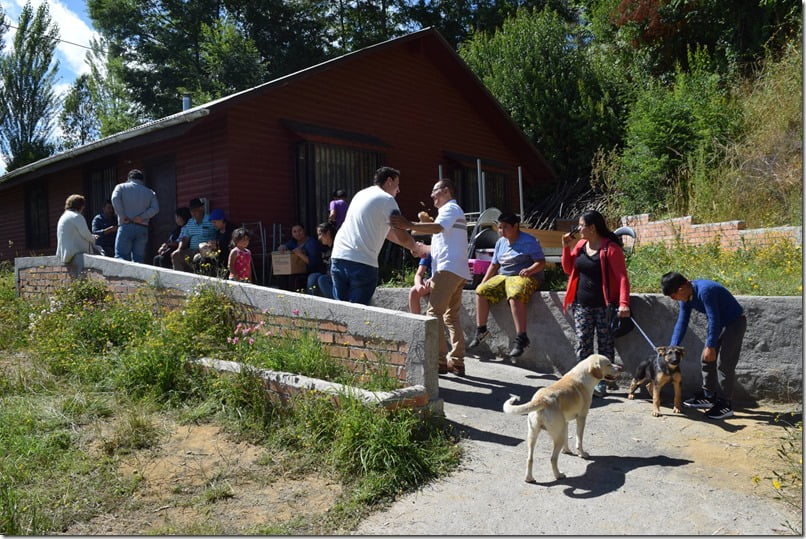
[
  {"x1": 171, "y1": 247, "x2": 198, "y2": 272},
  {"x1": 427, "y1": 270, "x2": 467, "y2": 367}
]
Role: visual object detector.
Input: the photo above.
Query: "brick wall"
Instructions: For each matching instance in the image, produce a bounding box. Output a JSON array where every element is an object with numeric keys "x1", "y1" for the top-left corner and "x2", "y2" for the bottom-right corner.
[
  {"x1": 620, "y1": 213, "x2": 802, "y2": 251},
  {"x1": 14, "y1": 255, "x2": 441, "y2": 412}
]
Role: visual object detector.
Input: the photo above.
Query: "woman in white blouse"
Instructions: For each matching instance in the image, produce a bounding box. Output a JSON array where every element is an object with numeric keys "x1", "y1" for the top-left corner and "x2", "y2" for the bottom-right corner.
[{"x1": 56, "y1": 194, "x2": 98, "y2": 263}]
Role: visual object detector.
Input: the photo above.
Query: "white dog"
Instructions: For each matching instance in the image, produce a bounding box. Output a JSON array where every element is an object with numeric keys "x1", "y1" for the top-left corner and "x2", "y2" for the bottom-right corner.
[{"x1": 503, "y1": 354, "x2": 621, "y2": 482}]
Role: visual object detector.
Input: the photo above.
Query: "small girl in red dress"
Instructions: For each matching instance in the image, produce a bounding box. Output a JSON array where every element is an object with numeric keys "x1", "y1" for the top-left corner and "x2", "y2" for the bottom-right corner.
[{"x1": 228, "y1": 228, "x2": 252, "y2": 282}]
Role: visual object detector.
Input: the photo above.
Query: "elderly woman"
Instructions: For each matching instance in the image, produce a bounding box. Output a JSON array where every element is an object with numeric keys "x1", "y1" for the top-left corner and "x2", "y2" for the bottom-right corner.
[{"x1": 56, "y1": 194, "x2": 98, "y2": 264}]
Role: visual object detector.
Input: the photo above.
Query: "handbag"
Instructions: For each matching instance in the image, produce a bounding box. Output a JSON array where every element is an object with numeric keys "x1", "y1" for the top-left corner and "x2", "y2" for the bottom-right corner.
[{"x1": 604, "y1": 243, "x2": 634, "y2": 338}]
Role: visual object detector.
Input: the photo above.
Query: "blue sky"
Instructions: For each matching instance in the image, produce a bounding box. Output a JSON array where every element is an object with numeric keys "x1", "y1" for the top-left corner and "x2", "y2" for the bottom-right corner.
[
  {"x1": 1, "y1": 0, "x2": 96, "y2": 170},
  {"x1": 2, "y1": 0, "x2": 97, "y2": 93}
]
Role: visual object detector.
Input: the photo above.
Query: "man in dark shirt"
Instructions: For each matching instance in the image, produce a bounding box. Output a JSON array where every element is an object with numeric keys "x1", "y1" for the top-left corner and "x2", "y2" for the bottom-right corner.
[
  {"x1": 91, "y1": 199, "x2": 117, "y2": 256},
  {"x1": 662, "y1": 272, "x2": 746, "y2": 420}
]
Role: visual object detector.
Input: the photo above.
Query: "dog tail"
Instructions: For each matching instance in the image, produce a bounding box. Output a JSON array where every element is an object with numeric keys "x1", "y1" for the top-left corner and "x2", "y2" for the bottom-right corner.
[{"x1": 503, "y1": 395, "x2": 546, "y2": 415}]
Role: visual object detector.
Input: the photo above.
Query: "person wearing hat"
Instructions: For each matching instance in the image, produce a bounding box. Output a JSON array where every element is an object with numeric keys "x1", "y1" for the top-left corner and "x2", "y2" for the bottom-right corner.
[
  {"x1": 193, "y1": 208, "x2": 234, "y2": 275},
  {"x1": 110, "y1": 169, "x2": 159, "y2": 263},
  {"x1": 561, "y1": 209, "x2": 631, "y2": 397},
  {"x1": 171, "y1": 198, "x2": 216, "y2": 272}
]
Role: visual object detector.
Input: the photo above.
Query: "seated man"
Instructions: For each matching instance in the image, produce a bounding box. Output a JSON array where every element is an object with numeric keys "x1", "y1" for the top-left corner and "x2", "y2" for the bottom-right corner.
[
  {"x1": 193, "y1": 208, "x2": 234, "y2": 276},
  {"x1": 467, "y1": 212, "x2": 545, "y2": 358},
  {"x1": 171, "y1": 198, "x2": 216, "y2": 272},
  {"x1": 408, "y1": 254, "x2": 432, "y2": 314}
]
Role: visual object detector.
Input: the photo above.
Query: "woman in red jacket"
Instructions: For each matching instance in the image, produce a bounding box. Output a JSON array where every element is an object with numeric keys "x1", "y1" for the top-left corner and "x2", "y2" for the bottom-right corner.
[{"x1": 561, "y1": 210, "x2": 631, "y2": 397}]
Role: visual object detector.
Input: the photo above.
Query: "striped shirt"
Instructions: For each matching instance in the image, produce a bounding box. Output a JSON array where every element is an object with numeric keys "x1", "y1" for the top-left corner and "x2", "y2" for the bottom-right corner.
[{"x1": 180, "y1": 214, "x2": 216, "y2": 250}]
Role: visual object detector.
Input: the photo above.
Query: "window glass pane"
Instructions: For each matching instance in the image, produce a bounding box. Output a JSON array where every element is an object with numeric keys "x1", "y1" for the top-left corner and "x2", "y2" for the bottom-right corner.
[
  {"x1": 25, "y1": 182, "x2": 49, "y2": 249},
  {"x1": 296, "y1": 143, "x2": 381, "y2": 229},
  {"x1": 88, "y1": 166, "x2": 117, "y2": 218}
]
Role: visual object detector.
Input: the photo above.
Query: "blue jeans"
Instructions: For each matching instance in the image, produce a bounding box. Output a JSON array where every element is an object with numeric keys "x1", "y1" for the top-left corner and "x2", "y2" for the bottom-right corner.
[
  {"x1": 331, "y1": 258, "x2": 378, "y2": 305},
  {"x1": 307, "y1": 272, "x2": 334, "y2": 299},
  {"x1": 115, "y1": 223, "x2": 148, "y2": 263}
]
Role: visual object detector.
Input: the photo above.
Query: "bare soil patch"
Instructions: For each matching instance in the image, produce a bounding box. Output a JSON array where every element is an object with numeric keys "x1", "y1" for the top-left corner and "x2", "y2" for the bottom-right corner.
[{"x1": 64, "y1": 422, "x2": 343, "y2": 535}]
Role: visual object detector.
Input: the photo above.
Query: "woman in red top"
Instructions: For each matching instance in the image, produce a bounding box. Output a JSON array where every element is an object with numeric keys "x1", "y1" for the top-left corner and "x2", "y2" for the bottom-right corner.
[{"x1": 561, "y1": 210, "x2": 631, "y2": 396}]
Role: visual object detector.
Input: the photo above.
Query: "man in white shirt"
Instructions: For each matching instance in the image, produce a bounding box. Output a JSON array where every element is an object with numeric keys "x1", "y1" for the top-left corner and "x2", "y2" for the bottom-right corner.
[
  {"x1": 330, "y1": 166, "x2": 420, "y2": 304},
  {"x1": 391, "y1": 179, "x2": 470, "y2": 376}
]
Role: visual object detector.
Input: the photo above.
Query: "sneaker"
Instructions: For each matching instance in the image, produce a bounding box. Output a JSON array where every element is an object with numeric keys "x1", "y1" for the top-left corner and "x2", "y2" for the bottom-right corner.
[
  {"x1": 606, "y1": 378, "x2": 620, "y2": 391},
  {"x1": 593, "y1": 380, "x2": 608, "y2": 397},
  {"x1": 507, "y1": 334, "x2": 530, "y2": 358},
  {"x1": 683, "y1": 391, "x2": 715, "y2": 409},
  {"x1": 468, "y1": 329, "x2": 491, "y2": 349},
  {"x1": 705, "y1": 400, "x2": 734, "y2": 419}
]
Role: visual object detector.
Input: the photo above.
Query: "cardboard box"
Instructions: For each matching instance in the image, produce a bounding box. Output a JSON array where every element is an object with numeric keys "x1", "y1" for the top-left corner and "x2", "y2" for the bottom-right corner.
[{"x1": 272, "y1": 251, "x2": 307, "y2": 275}]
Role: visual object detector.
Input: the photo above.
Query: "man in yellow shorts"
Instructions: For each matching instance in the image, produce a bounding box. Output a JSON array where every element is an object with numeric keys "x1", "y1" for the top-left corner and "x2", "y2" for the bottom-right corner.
[{"x1": 468, "y1": 212, "x2": 545, "y2": 358}]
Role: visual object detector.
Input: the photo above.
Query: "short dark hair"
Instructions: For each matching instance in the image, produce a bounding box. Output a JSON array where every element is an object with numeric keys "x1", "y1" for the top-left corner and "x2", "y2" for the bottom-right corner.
[
  {"x1": 374, "y1": 166, "x2": 400, "y2": 186},
  {"x1": 128, "y1": 169, "x2": 144, "y2": 181},
  {"x1": 661, "y1": 272, "x2": 688, "y2": 296},
  {"x1": 333, "y1": 189, "x2": 347, "y2": 198},
  {"x1": 498, "y1": 212, "x2": 520, "y2": 226},
  {"x1": 230, "y1": 227, "x2": 251, "y2": 248}
]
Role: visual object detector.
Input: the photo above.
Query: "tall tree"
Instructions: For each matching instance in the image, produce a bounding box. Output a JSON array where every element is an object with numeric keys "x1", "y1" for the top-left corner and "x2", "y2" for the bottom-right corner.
[
  {"x1": 60, "y1": 74, "x2": 99, "y2": 149},
  {"x1": 585, "y1": 0, "x2": 802, "y2": 79},
  {"x1": 88, "y1": 0, "x2": 269, "y2": 120},
  {"x1": 460, "y1": 7, "x2": 624, "y2": 183},
  {"x1": 0, "y1": 1, "x2": 60, "y2": 171},
  {"x1": 403, "y1": 0, "x2": 577, "y2": 48},
  {"x1": 225, "y1": 0, "x2": 332, "y2": 71},
  {"x1": 86, "y1": 37, "x2": 145, "y2": 137}
]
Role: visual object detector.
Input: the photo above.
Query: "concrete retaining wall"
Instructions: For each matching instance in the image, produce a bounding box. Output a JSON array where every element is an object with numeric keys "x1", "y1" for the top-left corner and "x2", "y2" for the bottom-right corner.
[
  {"x1": 14, "y1": 255, "x2": 442, "y2": 412},
  {"x1": 373, "y1": 289, "x2": 803, "y2": 404},
  {"x1": 13, "y1": 255, "x2": 802, "y2": 405}
]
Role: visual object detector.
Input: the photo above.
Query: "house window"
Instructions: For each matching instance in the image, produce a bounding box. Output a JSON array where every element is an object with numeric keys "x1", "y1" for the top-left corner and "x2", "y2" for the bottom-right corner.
[
  {"x1": 86, "y1": 165, "x2": 117, "y2": 218},
  {"x1": 452, "y1": 167, "x2": 509, "y2": 214},
  {"x1": 24, "y1": 181, "x2": 49, "y2": 249},
  {"x1": 295, "y1": 142, "x2": 382, "y2": 229}
]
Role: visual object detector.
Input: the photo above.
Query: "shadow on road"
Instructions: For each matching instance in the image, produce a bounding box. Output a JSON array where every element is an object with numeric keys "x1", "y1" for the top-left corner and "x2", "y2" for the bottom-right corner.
[{"x1": 531, "y1": 454, "x2": 693, "y2": 498}]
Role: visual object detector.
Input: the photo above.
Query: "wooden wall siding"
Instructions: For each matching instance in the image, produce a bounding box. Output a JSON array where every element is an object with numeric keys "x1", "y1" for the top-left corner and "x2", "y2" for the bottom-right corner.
[
  {"x1": 223, "y1": 39, "x2": 542, "y2": 227},
  {"x1": 1, "y1": 186, "x2": 26, "y2": 260},
  {"x1": 226, "y1": 111, "x2": 296, "y2": 229},
  {"x1": 174, "y1": 116, "x2": 230, "y2": 211}
]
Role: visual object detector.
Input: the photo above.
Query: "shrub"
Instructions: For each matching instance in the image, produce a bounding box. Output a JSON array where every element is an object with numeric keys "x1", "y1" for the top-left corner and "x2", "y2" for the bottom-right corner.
[
  {"x1": 618, "y1": 47, "x2": 742, "y2": 215},
  {"x1": 0, "y1": 262, "x2": 32, "y2": 351},
  {"x1": 27, "y1": 278, "x2": 153, "y2": 376}
]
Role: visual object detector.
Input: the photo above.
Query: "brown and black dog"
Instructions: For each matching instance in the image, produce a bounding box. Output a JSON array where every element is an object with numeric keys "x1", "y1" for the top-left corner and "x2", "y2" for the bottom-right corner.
[{"x1": 627, "y1": 345, "x2": 685, "y2": 417}]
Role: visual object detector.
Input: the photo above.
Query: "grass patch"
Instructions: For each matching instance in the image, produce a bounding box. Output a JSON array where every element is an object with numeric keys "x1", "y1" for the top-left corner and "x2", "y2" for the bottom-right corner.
[
  {"x1": 0, "y1": 273, "x2": 461, "y2": 534},
  {"x1": 626, "y1": 238, "x2": 802, "y2": 295}
]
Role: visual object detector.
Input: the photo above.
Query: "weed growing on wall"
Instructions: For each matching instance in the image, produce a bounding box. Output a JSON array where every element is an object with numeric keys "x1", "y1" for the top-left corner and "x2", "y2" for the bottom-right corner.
[{"x1": 626, "y1": 239, "x2": 802, "y2": 295}]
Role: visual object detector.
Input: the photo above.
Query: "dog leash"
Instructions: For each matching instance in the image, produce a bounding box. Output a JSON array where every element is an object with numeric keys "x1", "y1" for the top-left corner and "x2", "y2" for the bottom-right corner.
[{"x1": 630, "y1": 316, "x2": 657, "y2": 351}]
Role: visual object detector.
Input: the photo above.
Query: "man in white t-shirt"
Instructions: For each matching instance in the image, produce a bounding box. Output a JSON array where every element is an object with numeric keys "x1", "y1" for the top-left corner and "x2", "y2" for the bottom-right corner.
[
  {"x1": 391, "y1": 179, "x2": 470, "y2": 376},
  {"x1": 331, "y1": 166, "x2": 420, "y2": 304}
]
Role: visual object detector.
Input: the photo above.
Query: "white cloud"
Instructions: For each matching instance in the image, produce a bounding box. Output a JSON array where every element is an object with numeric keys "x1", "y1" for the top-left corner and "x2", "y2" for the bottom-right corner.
[{"x1": 2, "y1": 0, "x2": 99, "y2": 86}]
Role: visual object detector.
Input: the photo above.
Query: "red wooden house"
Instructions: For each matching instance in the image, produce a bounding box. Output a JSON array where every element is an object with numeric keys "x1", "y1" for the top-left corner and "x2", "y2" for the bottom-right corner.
[{"x1": 0, "y1": 28, "x2": 556, "y2": 281}]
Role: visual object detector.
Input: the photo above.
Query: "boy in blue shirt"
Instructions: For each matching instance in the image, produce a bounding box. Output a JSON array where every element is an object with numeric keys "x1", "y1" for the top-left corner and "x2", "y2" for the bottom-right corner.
[{"x1": 661, "y1": 272, "x2": 746, "y2": 419}]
